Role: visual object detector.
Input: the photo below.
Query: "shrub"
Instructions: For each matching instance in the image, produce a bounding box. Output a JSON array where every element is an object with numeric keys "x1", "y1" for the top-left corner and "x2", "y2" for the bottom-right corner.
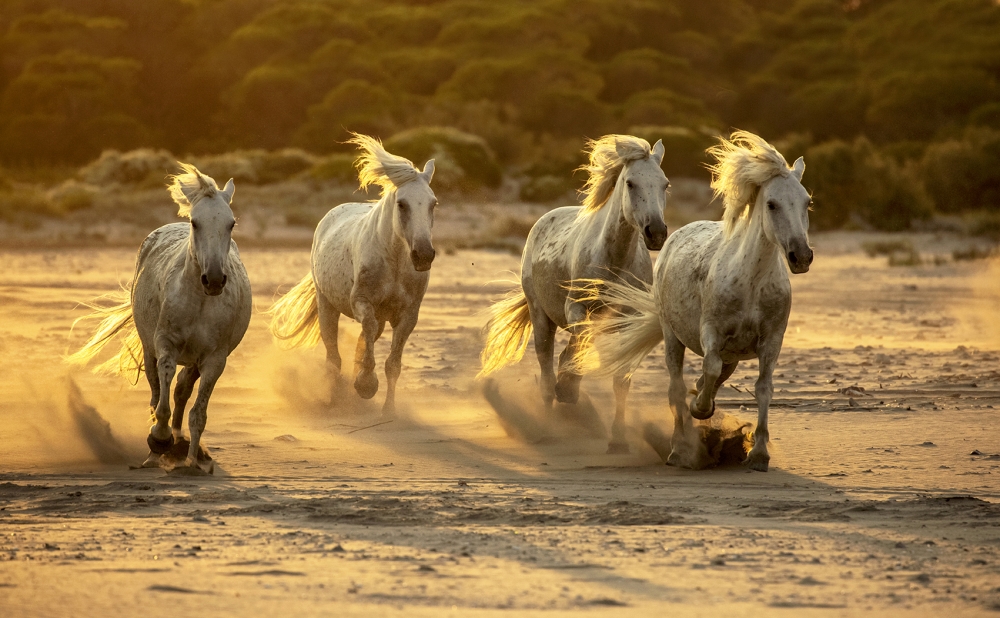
[
  {"x1": 520, "y1": 175, "x2": 574, "y2": 203},
  {"x1": 804, "y1": 137, "x2": 932, "y2": 230},
  {"x1": 78, "y1": 148, "x2": 175, "y2": 185},
  {"x1": 921, "y1": 128, "x2": 1000, "y2": 213},
  {"x1": 0, "y1": 186, "x2": 61, "y2": 224},
  {"x1": 384, "y1": 126, "x2": 502, "y2": 190},
  {"x1": 49, "y1": 179, "x2": 97, "y2": 212},
  {"x1": 308, "y1": 153, "x2": 357, "y2": 184}
]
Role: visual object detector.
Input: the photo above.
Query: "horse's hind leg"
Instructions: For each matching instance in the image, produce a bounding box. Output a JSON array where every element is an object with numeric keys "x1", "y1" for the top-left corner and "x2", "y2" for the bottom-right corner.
[
  {"x1": 554, "y1": 303, "x2": 587, "y2": 404},
  {"x1": 745, "y1": 345, "x2": 778, "y2": 472},
  {"x1": 352, "y1": 298, "x2": 384, "y2": 400},
  {"x1": 527, "y1": 299, "x2": 556, "y2": 410},
  {"x1": 147, "y1": 353, "x2": 177, "y2": 455},
  {"x1": 182, "y1": 357, "x2": 226, "y2": 473},
  {"x1": 608, "y1": 373, "x2": 631, "y2": 454},
  {"x1": 381, "y1": 308, "x2": 419, "y2": 417},
  {"x1": 316, "y1": 295, "x2": 343, "y2": 400},
  {"x1": 171, "y1": 366, "x2": 200, "y2": 440},
  {"x1": 664, "y1": 331, "x2": 708, "y2": 468}
]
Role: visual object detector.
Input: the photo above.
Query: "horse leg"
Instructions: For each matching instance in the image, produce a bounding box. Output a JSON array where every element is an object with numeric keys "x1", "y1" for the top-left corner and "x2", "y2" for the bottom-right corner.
[
  {"x1": 147, "y1": 353, "x2": 176, "y2": 455},
  {"x1": 608, "y1": 373, "x2": 631, "y2": 454},
  {"x1": 664, "y1": 331, "x2": 698, "y2": 467},
  {"x1": 528, "y1": 300, "x2": 556, "y2": 411},
  {"x1": 138, "y1": 351, "x2": 163, "y2": 467},
  {"x1": 382, "y1": 309, "x2": 419, "y2": 418},
  {"x1": 746, "y1": 346, "x2": 777, "y2": 472},
  {"x1": 171, "y1": 365, "x2": 200, "y2": 441},
  {"x1": 554, "y1": 302, "x2": 587, "y2": 404},
  {"x1": 317, "y1": 294, "x2": 343, "y2": 400},
  {"x1": 690, "y1": 330, "x2": 723, "y2": 420},
  {"x1": 352, "y1": 299, "x2": 384, "y2": 400},
  {"x1": 183, "y1": 358, "x2": 226, "y2": 473},
  {"x1": 695, "y1": 361, "x2": 739, "y2": 394}
]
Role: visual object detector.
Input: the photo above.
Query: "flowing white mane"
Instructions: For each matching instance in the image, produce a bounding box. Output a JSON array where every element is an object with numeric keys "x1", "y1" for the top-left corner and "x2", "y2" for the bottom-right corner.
[
  {"x1": 707, "y1": 130, "x2": 793, "y2": 237},
  {"x1": 578, "y1": 134, "x2": 652, "y2": 214},
  {"x1": 348, "y1": 133, "x2": 421, "y2": 196},
  {"x1": 167, "y1": 162, "x2": 220, "y2": 218}
]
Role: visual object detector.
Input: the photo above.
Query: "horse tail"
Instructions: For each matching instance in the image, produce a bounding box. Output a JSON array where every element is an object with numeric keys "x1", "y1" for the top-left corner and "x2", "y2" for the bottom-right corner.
[
  {"x1": 478, "y1": 287, "x2": 533, "y2": 378},
  {"x1": 268, "y1": 272, "x2": 321, "y2": 349},
  {"x1": 65, "y1": 288, "x2": 144, "y2": 383},
  {"x1": 570, "y1": 278, "x2": 662, "y2": 378}
]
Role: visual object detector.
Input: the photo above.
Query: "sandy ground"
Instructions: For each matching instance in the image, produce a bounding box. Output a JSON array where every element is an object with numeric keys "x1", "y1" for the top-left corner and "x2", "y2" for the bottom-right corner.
[{"x1": 1, "y1": 230, "x2": 1000, "y2": 616}]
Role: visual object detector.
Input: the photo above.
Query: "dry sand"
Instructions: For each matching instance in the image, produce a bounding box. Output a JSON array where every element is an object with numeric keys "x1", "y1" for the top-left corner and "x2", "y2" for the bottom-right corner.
[{"x1": 1, "y1": 231, "x2": 999, "y2": 616}]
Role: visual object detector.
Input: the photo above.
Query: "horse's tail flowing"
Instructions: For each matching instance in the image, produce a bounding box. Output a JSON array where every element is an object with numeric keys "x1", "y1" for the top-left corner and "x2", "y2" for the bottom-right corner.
[
  {"x1": 478, "y1": 287, "x2": 533, "y2": 378},
  {"x1": 268, "y1": 272, "x2": 321, "y2": 349},
  {"x1": 570, "y1": 278, "x2": 663, "y2": 378},
  {"x1": 65, "y1": 289, "x2": 144, "y2": 383}
]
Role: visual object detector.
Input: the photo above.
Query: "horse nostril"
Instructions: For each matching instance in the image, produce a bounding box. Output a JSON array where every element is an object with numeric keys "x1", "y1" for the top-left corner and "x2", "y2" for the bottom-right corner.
[
  {"x1": 644, "y1": 225, "x2": 653, "y2": 240},
  {"x1": 201, "y1": 274, "x2": 209, "y2": 287},
  {"x1": 221, "y1": 274, "x2": 227, "y2": 286},
  {"x1": 788, "y1": 251, "x2": 797, "y2": 264}
]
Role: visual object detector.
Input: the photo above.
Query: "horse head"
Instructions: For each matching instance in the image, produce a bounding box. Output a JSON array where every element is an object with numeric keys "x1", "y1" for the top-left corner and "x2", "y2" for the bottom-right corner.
[
  {"x1": 186, "y1": 177, "x2": 236, "y2": 295},
  {"x1": 759, "y1": 157, "x2": 813, "y2": 274},
  {"x1": 394, "y1": 160, "x2": 437, "y2": 272},
  {"x1": 619, "y1": 139, "x2": 669, "y2": 250}
]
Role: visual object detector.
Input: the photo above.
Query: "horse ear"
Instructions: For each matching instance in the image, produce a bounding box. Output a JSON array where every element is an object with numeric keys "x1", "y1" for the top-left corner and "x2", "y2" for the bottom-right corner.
[
  {"x1": 792, "y1": 157, "x2": 805, "y2": 181},
  {"x1": 221, "y1": 178, "x2": 235, "y2": 204},
  {"x1": 651, "y1": 139, "x2": 665, "y2": 165},
  {"x1": 421, "y1": 159, "x2": 435, "y2": 184}
]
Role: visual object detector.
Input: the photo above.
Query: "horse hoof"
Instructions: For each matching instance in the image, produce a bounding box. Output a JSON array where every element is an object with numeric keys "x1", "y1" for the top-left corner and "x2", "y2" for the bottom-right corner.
[
  {"x1": 354, "y1": 373, "x2": 379, "y2": 400},
  {"x1": 689, "y1": 400, "x2": 715, "y2": 421},
  {"x1": 554, "y1": 380, "x2": 580, "y2": 404},
  {"x1": 606, "y1": 441, "x2": 630, "y2": 455},
  {"x1": 743, "y1": 451, "x2": 770, "y2": 472},
  {"x1": 147, "y1": 433, "x2": 173, "y2": 455}
]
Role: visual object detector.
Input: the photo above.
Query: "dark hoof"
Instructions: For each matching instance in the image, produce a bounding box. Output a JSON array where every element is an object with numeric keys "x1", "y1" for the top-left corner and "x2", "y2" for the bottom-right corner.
[
  {"x1": 743, "y1": 451, "x2": 770, "y2": 472},
  {"x1": 690, "y1": 400, "x2": 715, "y2": 421},
  {"x1": 554, "y1": 376, "x2": 581, "y2": 404},
  {"x1": 354, "y1": 372, "x2": 379, "y2": 400},
  {"x1": 147, "y1": 433, "x2": 173, "y2": 455},
  {"x1": 606, "y1": 441, "x2": 630, "y2": 455}
]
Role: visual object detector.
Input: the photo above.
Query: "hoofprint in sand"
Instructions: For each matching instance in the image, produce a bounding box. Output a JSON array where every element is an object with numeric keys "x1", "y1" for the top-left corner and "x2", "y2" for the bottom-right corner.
[{"x1": 1, "y1": 234, "x2": 999, "y2": 616}]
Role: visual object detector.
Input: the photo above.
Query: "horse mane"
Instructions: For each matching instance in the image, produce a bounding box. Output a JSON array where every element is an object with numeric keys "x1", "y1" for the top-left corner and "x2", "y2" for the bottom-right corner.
[
  {"x1": 167, "y1": 162, "x2": 220, "y2": 218},
  {"x1": 578, "y1": 135, "x2": 653, "y2": 214},
  {"x1": 707, "y1": 130, "x2": 793, "y2": 237},
  {"x1": 347, "y1": 133, "x2": 421, "y2": 196}
]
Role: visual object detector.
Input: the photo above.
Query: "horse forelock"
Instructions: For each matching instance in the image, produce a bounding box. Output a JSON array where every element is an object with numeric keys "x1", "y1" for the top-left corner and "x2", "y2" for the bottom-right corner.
[
  {"x1": 348, "y1": 132, "x2": 421, "y2": 196},
  {"x1": 579, "y1": 134, "x2": 653, "y2": 214},
  {"x1": 707, "y1": 130, "x2": 792, "y2": 237},
  {"x1": 168, "y1": 162, "x2": 220, "y2": 218}
]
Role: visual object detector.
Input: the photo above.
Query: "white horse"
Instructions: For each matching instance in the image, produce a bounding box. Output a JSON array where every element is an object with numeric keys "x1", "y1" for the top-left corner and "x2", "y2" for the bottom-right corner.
[
  {"x1": 479, "y1": 135, "x2": 669, "y2": 453},
  {"x1": 268, "y1": 134, "x2": 436, "y2": 415},
  {"x1": 575, "y1": 131, "x2": 812, "y2": 471},
  {"x1": 68, "y1": 164, "x2": 251, "y2": 473}
]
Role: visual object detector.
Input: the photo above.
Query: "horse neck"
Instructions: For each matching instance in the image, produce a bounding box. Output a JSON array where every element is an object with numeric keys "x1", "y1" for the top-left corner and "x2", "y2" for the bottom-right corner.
[
  {"x1": 596, "y1": 181, "x2": 639, "y2": 264},
  {"x1": 371, "y1": 190, "x2": 406, "y2": 258},
  {"x1": 729, "y1": 203, "x2": 781, "y2": 284}
]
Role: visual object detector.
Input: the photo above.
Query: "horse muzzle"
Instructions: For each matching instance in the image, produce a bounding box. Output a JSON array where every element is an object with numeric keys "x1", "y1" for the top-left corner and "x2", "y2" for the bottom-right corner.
[
  {"x1": 642, "y1": 220, "x2": 668, "y2": 251},
  {"x1": 201, "y1": 271, "x2": 228, "y2": 296},
  {"x1": 410, "y1": 243, "x2": 436, "y2": 272},
  {"x1": 787, "y1": 246, "x2": 814, "y2": 274}
]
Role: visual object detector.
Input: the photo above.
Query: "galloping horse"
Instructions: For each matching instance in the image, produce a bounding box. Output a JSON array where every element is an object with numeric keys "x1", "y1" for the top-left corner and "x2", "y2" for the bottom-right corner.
[
  {"x1": 479, "y1": 135, "x2": 669, "y2": 453},
  {"x1": 268, "y1": 134, "x2": 437, "y2": 416},
  {"x1": 574, "y1": 131, "x2": 813, "y2": 471},
  {"x1": 68, "y1": 164, "x2": 251, "y2": 473}
]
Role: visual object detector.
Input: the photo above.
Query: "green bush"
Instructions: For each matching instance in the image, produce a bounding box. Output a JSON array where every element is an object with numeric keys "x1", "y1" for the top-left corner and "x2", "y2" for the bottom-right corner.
[
  {"x1": 307, "y1": 153, "x2": 357, "y2": 184},
  {"x1": 804, "y1": 137, "x2": 932, "y2": 231},
  {"x1": 921, "y1": 128, "x2": 1000, "y2": 213},
  {"x1": 385, "y1": 126, "x2": 502, "y2": 190},
  {"x1": 78, "y1": 148, "x2": 175, "y2": 185},
  {"x1": 519, "y1": 175, "x2": 574, "y2": 203}
]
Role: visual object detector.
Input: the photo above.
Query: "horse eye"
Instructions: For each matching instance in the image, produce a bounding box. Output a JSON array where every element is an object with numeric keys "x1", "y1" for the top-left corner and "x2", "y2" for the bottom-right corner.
[
  {"x1": 626, "y1": 180, "x2": 634, "y2": 189},
  {"x1": 767, "y1": 201, "x2": 777, "y2": 211},
  {"x1": 191, "y1": 221, "x2": 199, "y2": 229},
  {"x1": 397, "y1": 201, "x2": 408, "y2": 210}
]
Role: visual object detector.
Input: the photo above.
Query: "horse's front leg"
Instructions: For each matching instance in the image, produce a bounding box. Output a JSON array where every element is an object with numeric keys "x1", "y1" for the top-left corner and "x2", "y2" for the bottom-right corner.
[
  {"x1": 665, "y1": 331, "x2": 704, "y2": 467},
  {"x1": 351, "y1": 298, "x2": 384, "y2": 400},
  {"x1": 147, "y1": 352, "x2": 176, "y2": 454},
  {"x1": 691, "y1": 330, "x2": 723, "y2": 420},
  {"x1": 382, "y1": 307, "x2": 419, "y2": 417},
  {"x1": 746, "y1": 346, "x2": 778, "y2": 472},
  {"x1": 609, "y1": 373, "x2": 631, "y2": 454},
  {"x1": 183, "y1": 357, "x2": 226, "y2": 473},
  {"x1": 555, "y1": 302, "x2": 587, "y2": 404}
]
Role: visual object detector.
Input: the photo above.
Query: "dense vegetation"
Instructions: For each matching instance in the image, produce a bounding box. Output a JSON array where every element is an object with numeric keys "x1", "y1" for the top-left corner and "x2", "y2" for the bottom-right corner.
[{"x1": 1, "y1": 0, "x2": 998, "y2": 229}]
